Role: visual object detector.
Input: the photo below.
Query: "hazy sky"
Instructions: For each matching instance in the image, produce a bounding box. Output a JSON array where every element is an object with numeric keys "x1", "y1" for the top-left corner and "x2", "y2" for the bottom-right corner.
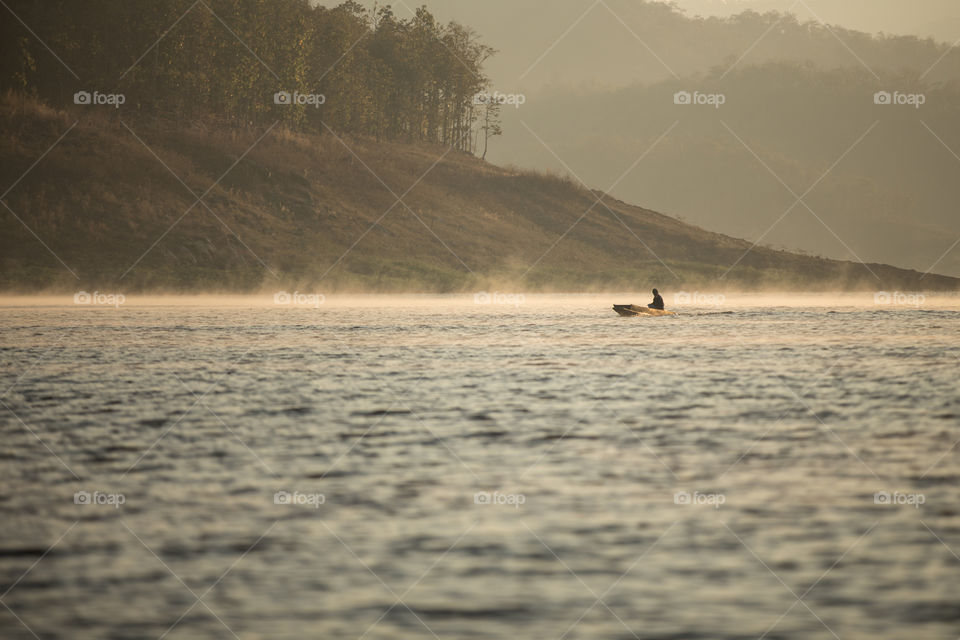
[
  {"x1": 317, "y1": 0, "x2": 960, "y2": 92},
  {"x1": 668, "y1": 0, "x2": 960, "y2": 42},
  {"x1": 317, "y1": 0, "x2": 960, "y2": 43}
]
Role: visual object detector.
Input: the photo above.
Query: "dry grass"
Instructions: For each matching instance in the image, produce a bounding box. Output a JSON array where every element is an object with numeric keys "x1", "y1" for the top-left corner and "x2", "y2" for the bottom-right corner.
[{"x1": 1, "y1": 94, "x2": 957, "y2": 293}]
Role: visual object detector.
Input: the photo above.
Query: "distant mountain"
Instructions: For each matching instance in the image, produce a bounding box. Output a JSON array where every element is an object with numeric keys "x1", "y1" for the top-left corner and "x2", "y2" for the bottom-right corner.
[
  {"x1": 462, "y1": 0, "x2": 960, "y2": 91},
  {"x1": 2, "y1": 96, "x2": 955, "y2": 293},
  {"x1": 455, "y1": 0, "x2": 960, "y2": 279},
  {"x1": 493, "y1": 62, "x2": 960, "y2": 278}
]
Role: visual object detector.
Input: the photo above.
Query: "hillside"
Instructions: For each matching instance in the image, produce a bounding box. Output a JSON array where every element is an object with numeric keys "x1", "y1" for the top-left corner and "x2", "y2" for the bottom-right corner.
[{"x1": 1, "y1": 95, "x2": 957, "y2": 293}]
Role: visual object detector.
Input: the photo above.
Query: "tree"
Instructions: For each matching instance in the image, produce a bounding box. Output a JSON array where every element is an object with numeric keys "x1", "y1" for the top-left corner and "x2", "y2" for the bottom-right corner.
[
  {"x1": 479, "y1": 100, "x2": 501, "y2": 160},
  {"x1": 0, "y1": 0, "x2": 497, "y2": 153}
]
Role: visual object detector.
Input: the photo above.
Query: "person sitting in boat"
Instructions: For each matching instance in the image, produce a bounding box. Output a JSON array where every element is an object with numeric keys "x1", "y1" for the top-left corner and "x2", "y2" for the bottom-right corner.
[{"x1": 648, "y1": 288, "x2": 664, "y2": 310}]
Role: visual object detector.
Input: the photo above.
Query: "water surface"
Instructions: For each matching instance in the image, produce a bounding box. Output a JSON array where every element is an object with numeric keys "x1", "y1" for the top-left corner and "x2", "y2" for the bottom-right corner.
[{"x1": 1, "y1": 294, "x2": 958, "y2": 639}]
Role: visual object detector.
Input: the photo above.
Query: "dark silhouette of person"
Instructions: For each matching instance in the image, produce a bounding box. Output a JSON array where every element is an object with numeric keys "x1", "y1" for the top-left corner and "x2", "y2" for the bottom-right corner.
[{"x1": 648, "y1": 288, "x2": 664, "y2": 310}]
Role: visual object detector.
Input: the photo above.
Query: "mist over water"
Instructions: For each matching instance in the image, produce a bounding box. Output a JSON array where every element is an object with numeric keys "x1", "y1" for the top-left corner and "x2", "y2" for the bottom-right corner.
[{"x1": 2, "y1": 295, "x2": 958, "y2": 639}]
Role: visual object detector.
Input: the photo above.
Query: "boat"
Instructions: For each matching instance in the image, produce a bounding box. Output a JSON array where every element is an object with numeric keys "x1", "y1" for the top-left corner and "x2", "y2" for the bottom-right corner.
[{"x1": 612, "y1": 304, "x2": 677, "y2": 317}]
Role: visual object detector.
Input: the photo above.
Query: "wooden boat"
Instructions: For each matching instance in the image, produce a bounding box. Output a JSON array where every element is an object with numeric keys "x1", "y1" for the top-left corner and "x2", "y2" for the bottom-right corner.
[{"x1": 612, "y1": 304, "x2": 677, "y2": 317}]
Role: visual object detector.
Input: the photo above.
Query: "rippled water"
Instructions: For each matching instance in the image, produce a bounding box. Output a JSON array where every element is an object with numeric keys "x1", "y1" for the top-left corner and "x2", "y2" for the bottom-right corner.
[{"x1": 1, "y1": 294, "x2": 958, "y2": 639}]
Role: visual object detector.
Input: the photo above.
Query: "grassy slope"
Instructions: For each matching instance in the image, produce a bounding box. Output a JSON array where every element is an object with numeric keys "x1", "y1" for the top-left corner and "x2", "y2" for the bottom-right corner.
[{"x1": 1, "y1": 95, "x2": 957, "y2": 293}]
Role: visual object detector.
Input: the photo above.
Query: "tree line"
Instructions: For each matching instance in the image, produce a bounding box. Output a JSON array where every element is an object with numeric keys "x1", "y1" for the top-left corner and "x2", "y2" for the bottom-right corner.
[{"x1": 0, "y1": 0, "x2": 500, "y2": 153}]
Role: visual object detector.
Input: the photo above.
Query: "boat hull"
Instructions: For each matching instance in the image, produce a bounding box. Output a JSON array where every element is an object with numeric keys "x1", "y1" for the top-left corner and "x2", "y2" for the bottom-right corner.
[{"x1": 613, "y1": 304, "x2": 677, "y2": 317}]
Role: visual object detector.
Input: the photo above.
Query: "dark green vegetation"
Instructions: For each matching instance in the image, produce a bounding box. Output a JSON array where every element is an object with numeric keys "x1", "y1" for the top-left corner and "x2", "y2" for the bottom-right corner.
[{"x1": 1, "y1": 0, "x2": 496, "y2": 150}]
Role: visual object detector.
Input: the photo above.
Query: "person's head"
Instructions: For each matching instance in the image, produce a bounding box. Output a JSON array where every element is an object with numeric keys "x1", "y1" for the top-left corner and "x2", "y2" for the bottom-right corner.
[{"x1": 652, "y1": 288, "x2": 659, "y2": 295}]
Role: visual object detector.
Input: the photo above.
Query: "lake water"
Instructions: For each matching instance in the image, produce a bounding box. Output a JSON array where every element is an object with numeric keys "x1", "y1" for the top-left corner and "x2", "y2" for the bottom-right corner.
[{"x1": 1, "y1": 294, "x2": 958, "y2": 639}]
